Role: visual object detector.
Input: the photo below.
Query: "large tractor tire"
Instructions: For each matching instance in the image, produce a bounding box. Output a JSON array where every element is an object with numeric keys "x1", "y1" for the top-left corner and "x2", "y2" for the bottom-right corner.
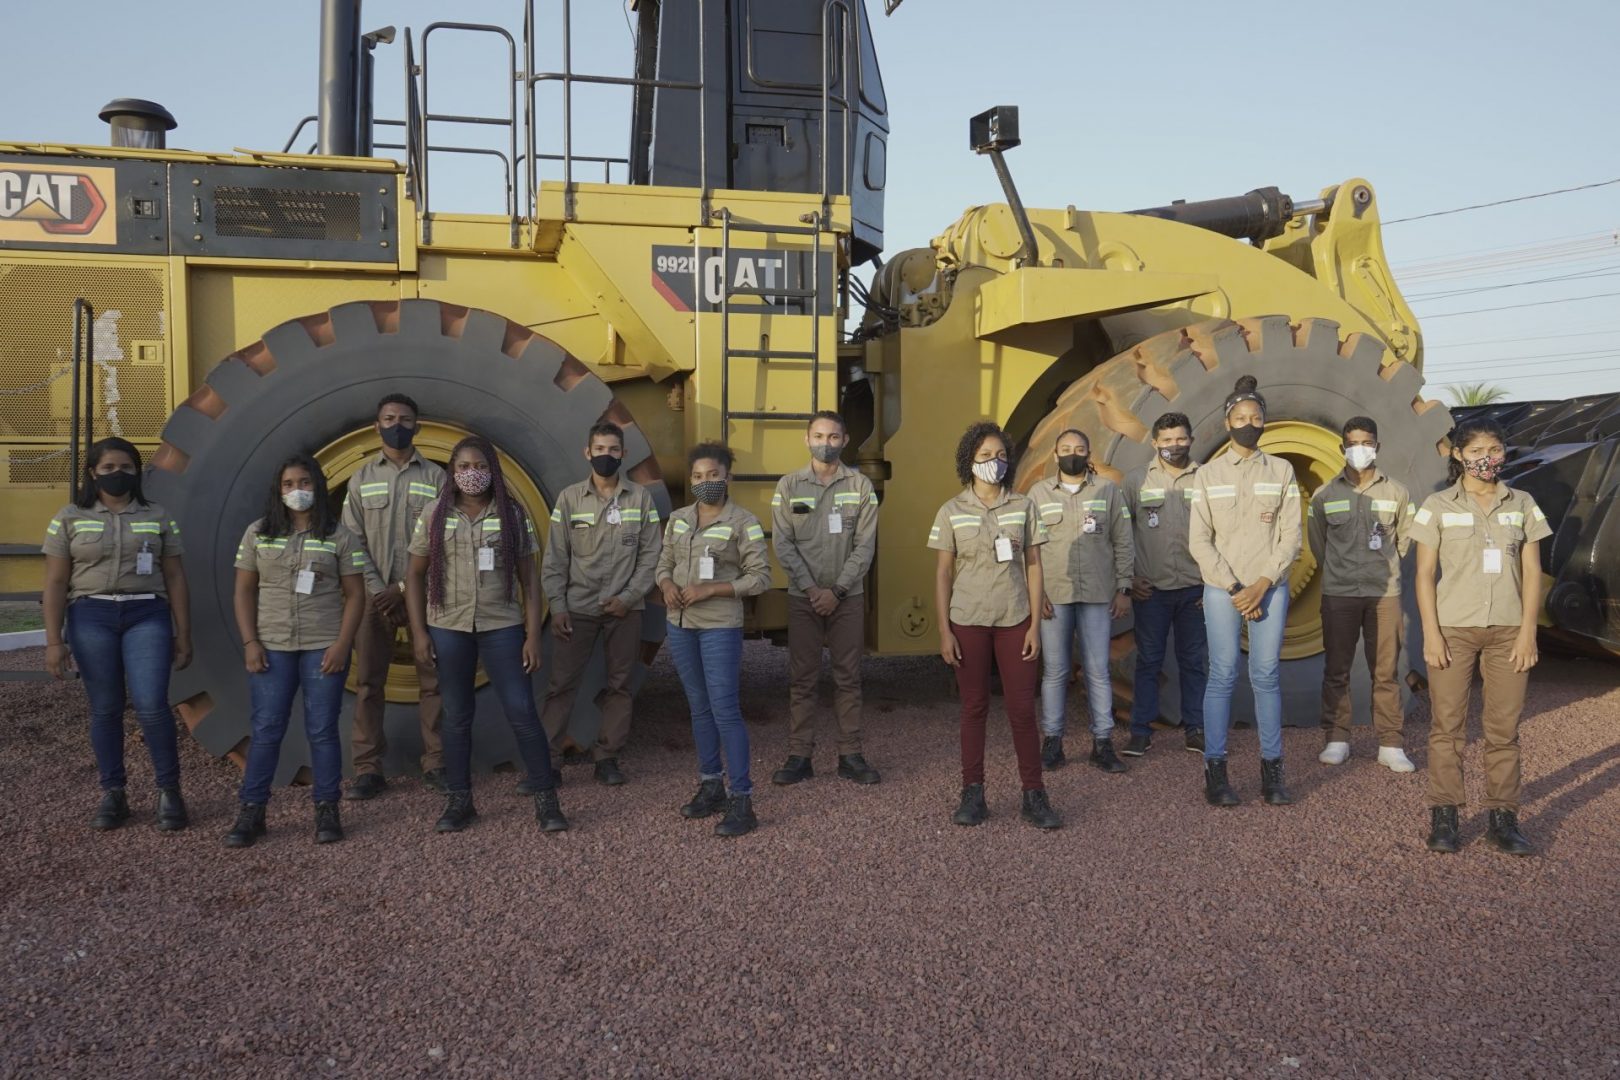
[
  {"x1": 1016, "y1": 316, "x2": 1453, "y2": 726},
  {"x1": 146, "y1": 300, "x2": 669, "y2": 785}
]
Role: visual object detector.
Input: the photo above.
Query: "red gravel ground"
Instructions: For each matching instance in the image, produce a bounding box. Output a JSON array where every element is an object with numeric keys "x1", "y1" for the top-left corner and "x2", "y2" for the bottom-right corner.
[{"x1": 3, "y1": 642, "x2": 1618, "y2": 1078}]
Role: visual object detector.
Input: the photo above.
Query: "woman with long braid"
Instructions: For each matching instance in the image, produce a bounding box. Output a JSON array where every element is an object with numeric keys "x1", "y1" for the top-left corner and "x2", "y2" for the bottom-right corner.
[{"x1": 405, "y1": 436, "x2": 566, "y2": 833}]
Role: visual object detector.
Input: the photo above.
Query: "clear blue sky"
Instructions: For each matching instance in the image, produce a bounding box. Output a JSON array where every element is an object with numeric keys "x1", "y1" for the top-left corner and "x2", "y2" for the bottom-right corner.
[{"x1": 4, "y1": 0, "x2": 1616, "y2": 403}]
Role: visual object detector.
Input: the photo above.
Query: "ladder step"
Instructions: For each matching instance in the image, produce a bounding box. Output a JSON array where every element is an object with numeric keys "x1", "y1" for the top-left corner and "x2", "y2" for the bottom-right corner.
[
  {"x1": 720, "y1": 221, "x2": 821, "y2": 236},
  {"x1": 727, "y1": 411, "x2": 818, "y2": 422},
  {"x1": 725, "y1": 349, "x2": 817, "y2": 361},
  {"x1": 726, "y1": 286, "x2": 817, "y2": 300}
]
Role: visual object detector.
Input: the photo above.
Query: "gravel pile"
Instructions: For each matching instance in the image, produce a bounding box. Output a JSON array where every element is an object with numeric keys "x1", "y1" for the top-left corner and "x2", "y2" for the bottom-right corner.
[{"x1": 3, "y1": 643, "x2": 1618, "y2": 1078}]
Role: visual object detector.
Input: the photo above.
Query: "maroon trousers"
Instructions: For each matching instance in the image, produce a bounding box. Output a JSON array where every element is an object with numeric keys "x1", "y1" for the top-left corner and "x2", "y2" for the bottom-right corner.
[{"x1": 952, "y1": 619, "x2": 1044, "y2": 791}]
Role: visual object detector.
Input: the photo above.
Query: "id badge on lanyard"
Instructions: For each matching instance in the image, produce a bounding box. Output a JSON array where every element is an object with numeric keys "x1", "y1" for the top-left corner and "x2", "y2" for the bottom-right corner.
[
  {"x1": 828, "y1": 512, "x2": 843, "y2": 535},
  {"x1": 135, "y1": 541, "x2": 155, "y2": 576},
  {"x1": 296, "y1": 562, "x2": 316, "y2": 595},
  {"x1": 698, "y1": 544, "x2": 716, "y2": 581},
  {"x1": 1482, "y1": 537, "x2": 1503, "y2": 575},
  {"x1": 994, "y1": 535, "x2": 1014, "y2": 563},
  {"x1": 479, "y1": 545, "x2": 496, "y2": 572}
]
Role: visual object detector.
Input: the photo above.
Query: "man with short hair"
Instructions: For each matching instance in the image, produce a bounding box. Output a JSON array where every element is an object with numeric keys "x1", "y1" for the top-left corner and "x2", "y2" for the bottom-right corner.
[
  {"x1": 770, "y1": 411, "x2": 882, "y2": 786},
  {"x1": 343, "y1": 393, "x2": 448, "y2": 798},
  {"x1": 1121, "y1": 412, "x2": 1209, "y2": 757},
  {"x1": 539, "y1": 421, "x2": 663, "y2": 785},
  {"x1": 1308, "y1": 416, "x2": 1415, "y2": 772}
]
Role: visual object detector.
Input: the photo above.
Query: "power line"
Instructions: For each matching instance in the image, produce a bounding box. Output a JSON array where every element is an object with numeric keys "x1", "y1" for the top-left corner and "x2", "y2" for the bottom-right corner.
[
  {"x1": 1408, "y1": 265, "x2": 1620, "y2": 302},
  {"x1": 1425, "y1": 328, "x2": 1614, "y2": 349},
  {"x1": 1443, "y1": 363, "x2": 1620, "y2": 383},
  {"x1": 1423, "y1": 347, "x2": 1614, "y2": 371},
  {"x1": 1384, "y1": 178, "x2": 1620, "y2": 225},
  {"x1": 1419, "y1": 290, "x2": 1620, "y2": 319}
]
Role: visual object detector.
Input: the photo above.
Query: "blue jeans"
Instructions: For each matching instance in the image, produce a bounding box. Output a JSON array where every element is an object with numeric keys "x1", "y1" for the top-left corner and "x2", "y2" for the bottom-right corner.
[
  {"x1": 240, "y1": 649, "x2": 347, "y2": 805},
  {"x1": 430, "y1": 624, "x2": 554, "y2": 795},
  {"x1": 1202, "y1": 584, "x2": 1289, "y2": 762},
  {"x1": 65, "y1": 597, "x2": 178, "y2": 790},
  {"x1": 666, "y1": 623, "x2": 750, "y2": 795},
  {"x1": 1129, "y1": 585, "x2": 1209, "y2": 737},
  {"x1": 1039, "y1": 602, "x2": 1113, "y2": 738}
]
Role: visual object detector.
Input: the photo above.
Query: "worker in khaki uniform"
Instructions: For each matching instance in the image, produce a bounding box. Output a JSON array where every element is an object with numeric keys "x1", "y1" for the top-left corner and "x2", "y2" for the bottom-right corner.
[
  {"x1": 1410, "y1": 417, "x2": 1550, "y2": 857},
  {"x1": 1307, "y1": 416, "x2": 1417, "y2": 773},
  {"x1": 342, "y1": 393, "x2": 448, "y2": 799},
  {"x1": 1188, "y1": 376, "x2": 1302, "y2": 808},
  {"x1": 1031, "y1": 428, "x2": 1133, "y2": 774},
  {"x1": 539, "y1": 421, "x2": 663, "y2": 787},
  {"x1": 1121, "y1": 412, "x2": 1208, "y2": 759},
  {"x1": 769, "y1": 411, "x2": 881, "y2": 788}
]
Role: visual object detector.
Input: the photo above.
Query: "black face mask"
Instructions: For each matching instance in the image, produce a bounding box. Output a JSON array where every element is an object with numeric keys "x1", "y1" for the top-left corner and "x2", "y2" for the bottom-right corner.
[
  {"x1": 380, "y1": 424, "x2": 415, "y2": 451},
  {"x1": 1229, "y1": 425, "x2": 1264, "y2": 449},
  {"x1": 1057, "y1": 453, "x2": 1088, "y2": 476},
  {"x1": 1159, "y1": 446, "x2": 1191, "y2": 466},
  {"x1": 95, "y1": 471, "x2": 137, "y2": 498},
  {"x1": 590, "y1": 454, "x2": 622, "y2": 478}
]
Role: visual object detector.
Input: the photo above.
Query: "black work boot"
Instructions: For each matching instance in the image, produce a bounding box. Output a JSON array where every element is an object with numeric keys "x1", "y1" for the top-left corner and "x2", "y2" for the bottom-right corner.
[
  {"x1": 156, "y1": 787, "x2": 188, "y2": 832},
  {"x1": 346, "y1": 773, "x2": 387, "y2": 801},
  {"x1": 1020, "y1": 789, "x2": 1062, "y2": 830},
  {"x1": 714, "y1": 794, "x2": 758, "y2": 837},
  {"x1": 952, "y1": 783, "x2": 989, "y2": 826},
  {"x1": 1184, "y1": 727, "x2": 1206, "y2": 753},
  {"x1": 1426, "y1": 806, "x2": 1460, "y2": 854},
  {"x1": 1040, "y1": 736, "x2": 1066, "y2": 770},
  {"x1": 534, "y1": 788, "x2": 570, "y2": 832},
  {"x1": 1089, "y1": 738, "x2": 1127, "y2": 774},
  {"x1": 771, "y1": 756, "x2": 814, "y2": 785},
  {"x1": 681, "y1": 779, "x2": 728, "y2": 819},
  {"x1": 314, "y1": 801, "x2": 344, "y2": 844},
  {"x1": 593, "y1": 758, "x2": 626, "y2": 786},
  {"x1": 1203, "y1": 759, "x2": 1240, "y2": 807},
  {"x1": 1260, "y1": 758, "x2": 1293, "y2": 806},
  {"x1": 1486, "y1": 809, "x2": 1534, "y2": 856},
  {"x1": 517, "y1": 770, "x2": 560, "y2": 795},
  {"x1": 435, "y1": 792, "x2": 478, "y2": 833},
  {"x1": 837, "y1": 754, "x2": 881, "y2": 784},
  {"x1": 92, "y1": 788, "x2": 130, "y2": 831},
  {"x1": 1123, "y1": 733, "x2": 1151, "y2": 757},
  {"x1": 224, "y1": 803, "x2": 267, "y2": 848},
  {"x1": 422, "y1": 768, "x2": 447, "y2": 793}
]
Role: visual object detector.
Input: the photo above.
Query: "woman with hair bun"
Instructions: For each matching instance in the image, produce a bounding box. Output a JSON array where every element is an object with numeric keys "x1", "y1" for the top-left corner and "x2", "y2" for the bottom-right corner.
[
  {"x1": 1409, "y1": 417, "x2": 1550, "y2": 856},
  {"x1": 1188, "y1": 375, "x2": 1303, "y2": 808}
]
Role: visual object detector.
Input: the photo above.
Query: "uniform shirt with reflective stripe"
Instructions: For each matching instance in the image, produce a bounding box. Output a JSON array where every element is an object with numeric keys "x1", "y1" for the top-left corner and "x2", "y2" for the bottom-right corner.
[
  {"x1": 1188, "y1": 448, "x2": 1302, "y2": 589},
  {"x1": 541, "y1": 476, "x2": 663, "y2": 615},
  {"x1": 234, "y1": 519, "x2": 366, "y2": 650},
  {"x1": 407, "y1": 502, "x2": 540, "y2": 633},
  {"x1": 926, "y1": 487, "x2": 1048, "y2": 628},
  {"x1": 340, "y1": 450, "x2": 446, "y2": 594},
  {"x1": 654, "y1": 500, "x2": 772, "y2": 629},
  {"x1": 1307, "y1": 471, "x2": 1414, "y2": 598},
  {"x1": 771, "y1": 461, "x2": 879, "y2": 598},
  {"x1": 1122, "y1": 460, "x2": 1203, "y2": 591},
  {"x1": 1407, "y1": 481, "x2": 1551, "y2": 628},
  {"x1": 42, "y1": 500, "x2": 185, "y2": 600},
  {"x1": 1030, "y1": 474, "x2": 1133, "y2": 604}
]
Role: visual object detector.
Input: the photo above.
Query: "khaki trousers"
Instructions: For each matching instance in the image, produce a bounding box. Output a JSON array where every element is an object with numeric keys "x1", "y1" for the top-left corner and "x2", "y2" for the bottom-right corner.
[
  {"x1": 540, "y1": 612, "x2": 640, "y2": 761},
  {"x1": 352, "y1": 605, "x2": 442, "y2": 775},
  {"x1": 1320, "y1": 594, "x2": 1404, "y2": 746},
  {"x1": 787, "y1": 594, "x2": 865, "y2": 756},
  {"x1": 1426, "y1": 625, "x2": 1528, "y2": 810}
]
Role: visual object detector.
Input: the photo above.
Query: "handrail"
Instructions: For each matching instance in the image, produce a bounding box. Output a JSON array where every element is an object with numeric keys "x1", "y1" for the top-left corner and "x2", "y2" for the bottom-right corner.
[
  {"x1": 420, "y1": 21, "x2": 519, "y2": 242},
  {"x1": 68, "y1": 300, "x2": 94, "y2": 493},
  {"x1": 281, "y1": 115, "x2": 318, "y2": 154},
  {"x1": 820, "y1": 0, "x2": 859, "y2": 220}
]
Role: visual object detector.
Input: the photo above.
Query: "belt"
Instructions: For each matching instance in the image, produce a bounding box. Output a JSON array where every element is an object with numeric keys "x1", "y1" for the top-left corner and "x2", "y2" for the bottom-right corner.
[{"x1": 86, "y1": 593, "x2": 159, "y2": 602}]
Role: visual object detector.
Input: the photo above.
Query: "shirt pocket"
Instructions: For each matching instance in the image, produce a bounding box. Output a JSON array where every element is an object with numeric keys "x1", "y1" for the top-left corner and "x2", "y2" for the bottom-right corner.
[
  {"x1": 359, "y1": 489, "x2": 391, "y2": 512},
  {"x1": 1037, "y1": 502, "x2": 1065, "y2": 532},
  {"x1": 1204, "y1": 484, "x2": 1240, "y2": 522},
  {"x1": 68, "y1": 522, "x2": 108, "y2": 559},
  {"x1": 568, "y1": 515, "x2": 605, "y2": 558},
  {"x1": 1250, "y1": 481, "x2": 1285, "y2": 517},
  {"x1": 1438, "y1": 512, "x2": 1476, "y2": 541},
  {"x1": 1369, "y1": 499, "x2": 1400, "y2": 530},
  {"x1": 1322, "y1": 499, "x2": 1352, "y2": 528},
  {"x1": 948, "y1": 516, "x2": 983, "y2": 558}
]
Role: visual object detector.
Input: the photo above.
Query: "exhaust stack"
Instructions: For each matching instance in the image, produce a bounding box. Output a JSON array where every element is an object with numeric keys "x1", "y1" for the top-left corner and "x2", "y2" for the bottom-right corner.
[
  {"x1": 98, "y1": 99, "x2": 176, "y2": 149},
  {"x1": 318, "y1": 0, "x2": 362, "y2": 155}
]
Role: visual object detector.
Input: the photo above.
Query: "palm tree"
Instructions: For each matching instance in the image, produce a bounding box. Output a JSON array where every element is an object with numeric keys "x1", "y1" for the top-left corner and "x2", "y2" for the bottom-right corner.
[{"x1": 1444, "y1": 382, "x2": 1510, "y2": 407}]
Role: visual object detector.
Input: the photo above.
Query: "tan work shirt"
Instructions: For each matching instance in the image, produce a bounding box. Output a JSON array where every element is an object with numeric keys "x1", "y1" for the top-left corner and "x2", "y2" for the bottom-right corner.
[
  {"x1": 541, "y1": 477, "x2": 663, "y2": 615},
  {"x1": 235, "y1": 519, "x2": 367, "y2": 651},
  {"x1": 341, "y1": 450, "x2": 446, "y2": 595},
  {"x1": 771, "y1": 461, "x2": 879, "y2": 598},
  {"x1": 1188, "y1": 448, "x2": 1302, "y2": 590},
  {"x1": 1031, "y1": 474, "x2": 1133, "y2": 604},
  {"x1": 1408, "y1": 481, "x2": 1551, "y2": 628},
  {"x1": 655, "y1": 500, "x2": 772, "y2": 630},
  {"x1": 43, "y1": 500, "x2": 184, "y2": 601},
  {"x1": 1307, "y1": 470, "x2": 1414, "y2": 598},
  {"x1": 927, "y1": 486, "x2": 1047, "y2": 628},
  {"x1": 407, "y1": 503, "x2": 539, "y2": 633},
  {"x1": 1123, "y1": 459, "x2": 1203, "y2": 591}
]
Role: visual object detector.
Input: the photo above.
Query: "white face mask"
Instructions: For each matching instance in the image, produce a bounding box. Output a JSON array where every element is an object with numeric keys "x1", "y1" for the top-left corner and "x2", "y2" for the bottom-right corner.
[
  {"x1": 282, "y1": 489, "x2": 316, "y2": 512},
  {"x1": 971, "y1": 459, "x2": 1008, "y2": 485},
  {"x1": 1345, "y1": 445, "x2": 1377, "y2": 471}
]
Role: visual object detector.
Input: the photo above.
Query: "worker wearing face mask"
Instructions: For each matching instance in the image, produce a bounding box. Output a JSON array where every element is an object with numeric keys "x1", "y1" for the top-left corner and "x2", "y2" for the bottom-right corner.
[{"x1": 1307, "y1": 417, "x2": 1416, "y2": 773}]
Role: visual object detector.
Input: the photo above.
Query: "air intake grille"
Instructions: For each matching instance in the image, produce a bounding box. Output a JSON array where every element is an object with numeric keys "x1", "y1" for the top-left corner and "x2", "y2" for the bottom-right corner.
[{"x1": 214, "y1": 186, "x2": 362, "y2": 241}]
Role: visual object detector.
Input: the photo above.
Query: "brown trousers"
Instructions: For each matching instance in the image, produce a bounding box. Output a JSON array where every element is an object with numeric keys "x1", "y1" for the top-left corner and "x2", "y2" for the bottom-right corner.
[
  {"x1": 787, "y1": 594, "x2": 865, "y2": 756},
  {"x1": 1320, "y1": 594, "x2": 1404, "y2": 746},
  {"x1": 352, "y1": 604, "x2": 442, "y2": 775},
  {"x1": 540, "y1": 612, "x2": 640, "y2": 761},
  {"x1": 1426, "y1": 625, "x2": 1528, "y2": 810}
]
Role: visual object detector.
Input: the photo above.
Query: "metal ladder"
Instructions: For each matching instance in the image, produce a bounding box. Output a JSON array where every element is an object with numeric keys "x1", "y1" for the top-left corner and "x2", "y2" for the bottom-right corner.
[{"x1": 717, "y1": 207, "x2": 828, "y2": 484}]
